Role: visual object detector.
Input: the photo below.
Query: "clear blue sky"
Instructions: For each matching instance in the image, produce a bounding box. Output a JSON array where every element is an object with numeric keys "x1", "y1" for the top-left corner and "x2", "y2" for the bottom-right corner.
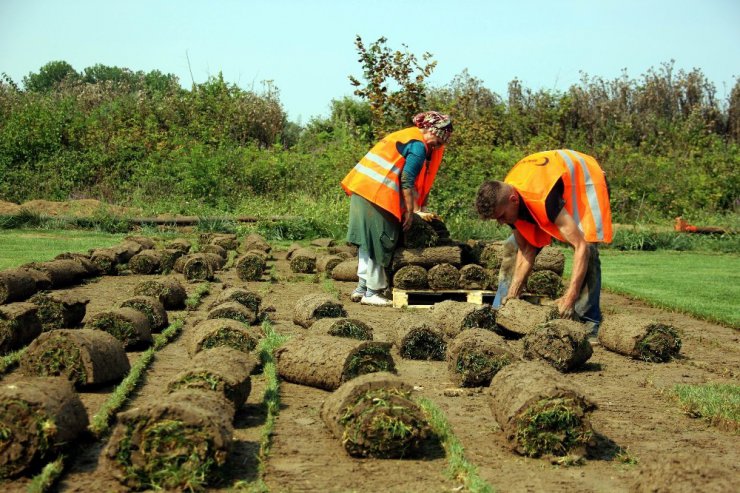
[{"x1": 1, "y1": 0, "x2": 738, "y2": 122}]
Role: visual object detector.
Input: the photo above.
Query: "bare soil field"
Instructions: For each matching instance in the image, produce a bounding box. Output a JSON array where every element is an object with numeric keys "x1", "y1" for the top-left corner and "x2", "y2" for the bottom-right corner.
[{"x1": 2, "y1": 248, "x2": 738, "y2": 492}]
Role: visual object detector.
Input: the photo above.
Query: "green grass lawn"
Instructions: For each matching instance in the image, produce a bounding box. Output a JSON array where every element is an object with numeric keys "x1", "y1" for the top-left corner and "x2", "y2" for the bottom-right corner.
[
  {"x1": 562, "y1": 249, "x2": 740, "y2": 328},
  {"x1": 0, "y1": 229, "x2": 125, "y2": 269}
]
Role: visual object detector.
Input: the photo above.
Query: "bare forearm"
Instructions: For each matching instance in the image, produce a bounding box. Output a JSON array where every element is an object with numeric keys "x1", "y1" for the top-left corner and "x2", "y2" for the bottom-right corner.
[
  {"x1": 509, "y1": 246, "x2": 536, "y2": 297},
  {"x1": 564, "y1": 243, "x2": 589, "y2": 304}
]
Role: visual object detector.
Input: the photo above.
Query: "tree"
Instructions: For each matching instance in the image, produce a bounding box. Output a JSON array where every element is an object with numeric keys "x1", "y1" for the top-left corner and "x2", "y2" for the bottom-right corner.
[
  {"x1": 348, "y1": 35, "x2": 436, "y2": 139},
  {"x1": 23, "y1": 60, "x2": 78, "y2": 92}
]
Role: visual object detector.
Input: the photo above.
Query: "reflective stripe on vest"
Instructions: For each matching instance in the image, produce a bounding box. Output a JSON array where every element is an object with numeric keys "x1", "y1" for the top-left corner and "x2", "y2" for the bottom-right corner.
[
  {"x1": 505, "y1": 149, "x2": 612, "y2": 247},
  {"x1": 340, "y1": 127, "x2": 443, "y2": 220}
]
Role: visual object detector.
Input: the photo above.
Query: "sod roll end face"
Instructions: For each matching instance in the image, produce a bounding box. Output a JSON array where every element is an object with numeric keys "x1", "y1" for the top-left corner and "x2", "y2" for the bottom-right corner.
[
  {"x1": 489, "y1": 361, "x2": 596, "y2": 458},
  {"x1": 105, "y1": 389, "x2": 234, "y2": 490},
  {"x1": 599, "y1": 314, "x2": 682, "y2": 362},
  {"x1": 321, "y1": 372, "x2": 433, "y2": 458},
  {"x1": 0, "y1": 377, "x2": 88, "y2": 478}
]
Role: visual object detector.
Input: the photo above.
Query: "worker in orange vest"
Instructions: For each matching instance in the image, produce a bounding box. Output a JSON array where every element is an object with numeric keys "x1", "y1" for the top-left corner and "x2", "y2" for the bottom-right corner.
[
  {"x1": 341, "y1": 111, "x2": 453, "y2": 306},
  {"x1": 475, "y1": 150, "x2": 613, "y2": 334}
]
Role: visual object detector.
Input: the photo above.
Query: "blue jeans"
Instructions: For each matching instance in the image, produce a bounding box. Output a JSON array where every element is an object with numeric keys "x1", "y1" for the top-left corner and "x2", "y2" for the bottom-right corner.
[{"x1": 493, "y1": 235, "x2": 602, "y2": 324}]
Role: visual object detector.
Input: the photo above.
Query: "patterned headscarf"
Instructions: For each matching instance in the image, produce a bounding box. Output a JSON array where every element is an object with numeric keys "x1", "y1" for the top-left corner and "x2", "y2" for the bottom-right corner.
[{"x1": 412, "y1": 111, "x2": 453, "y2": 143}]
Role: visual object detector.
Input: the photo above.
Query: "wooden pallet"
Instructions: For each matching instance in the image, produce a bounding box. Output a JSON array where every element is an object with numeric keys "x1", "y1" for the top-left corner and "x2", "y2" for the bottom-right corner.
[
  {"x1": 392, "y1": 289, "x2": 542, "y2": 309},
  {"x1": 392, "y1": 289, "x2": 496, "y2": 308}
]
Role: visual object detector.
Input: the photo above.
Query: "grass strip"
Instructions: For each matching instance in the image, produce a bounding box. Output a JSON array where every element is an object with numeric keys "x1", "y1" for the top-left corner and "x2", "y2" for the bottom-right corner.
[
  {"x1": 417, "y1": 397, "x2": 494, "y2": 493},
  {"x1": 673, "y1": 383, "x2": 740, "y2": 432},
  {"x1": 26, "y1": 455, "x2": 65, "y2": 493},
  {"x1": 89, "y1": 317, "x2": 184, "y2": 437},
  {"x1": 185, "y1": 282, "x2": 211, "y2": 311},
  {"x1": 234, "y1": 320, "x2": 290, "y2": 492},
  {"x1": 0, "y1": 347, "x2": 26, "y2": 375}
]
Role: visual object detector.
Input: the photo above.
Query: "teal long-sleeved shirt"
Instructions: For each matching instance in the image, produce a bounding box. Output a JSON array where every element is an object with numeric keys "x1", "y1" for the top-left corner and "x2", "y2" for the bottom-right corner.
[{"x1": 396, "y1": 140, "x2": 427, "y2": 190}]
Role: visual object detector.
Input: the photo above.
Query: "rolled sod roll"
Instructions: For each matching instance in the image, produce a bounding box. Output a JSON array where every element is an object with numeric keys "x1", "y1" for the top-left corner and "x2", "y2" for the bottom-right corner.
[
  {"x1": 479, "y1": 242, "x2": 505, "y2": 269},
  {"x1": 160, "y1": 248, "x2": 184, "y2": 272},
  {"x1": 182, "y1": 253, "x2": 215, "y2": 281},
  {"x1": 0, "y1": 377, "x2": 88, "y2": 478},
  {"x1": 427, "y1": 263, "x2": 460, "y2": 290},
  {"x1": 403, "y1": 214, "x2": 439, "y2": 248},
  {"x1": 125, "y1": 235, "x2": 156, "y2": 249},
  {"x1": 134, "y1": 277, "x2": 187, "y2": 310},
  {"x1": 207, "y1": 301, "x2": 258, "y2": 325},
  {"x1": 54, "y1": 252, "x2": 101, "y2": 277},
  {"x1": 243, "y1": 233, "x2": 271, "y2": 254},
  {"x1": 328, "y1": 244, "x2": 359, "y2": 257},
  {"x1": 307, "y1": 317, "x2": 373, "y2": 340},
  {"x1": 235, "y1": 253, "x2": 266, "y2": 281},
  {"x1": 488, "y1": 361, "x2": 596, "y2": 457},
  {"x1": 111, "y1": 240, "x2": 144, "y2": 263},
  {"x1": 0, "y1": 302, "x2": 42, "y2": 354},
  {"x1": 310, "y1": 237, "x2": 336, "y2": 248},
  {"x1": 29, "y1": 291, "x2": 88, "y2": 331},
  {"x1": 496, "y1": 299, "x2": 559, "y2": 336},
  {"x1": 165, "y1": 238, "x2": 192, "y2": 253},
  {"x1": 431, "y1": 300, "x2": 498, "y2": 340},
  {"x1": 289, "y1": 248, "x2": 317, "y2": 273},
  {"x1": 87, "y1": 307, "x2": 153, "y2": 349},
  {"x1": 533, "y1": 246, "x2": 565, "y2": 276},
  {"x1": 598, "y1": 314, "x2": 682, "y2": 362},
  {"x1": 210, "y1": 233, "x2": 240, "y2": 250},
  {"x1": 20, "y1": 329, "x2": 130, "y2": 386},
  {"x1": 203, "y1": 251, "x2": 226, "y2": 270},
  {"x1": 128, "y1": 249, "x2": 163, "y2": 275},
  {"x1": 393, "y1": 265, "x2": 428, "y2": 290},
  {"x1": 90, "y1": 248, "x2": 119, "y2": 275},
  {"x1": 200, "y1": 243, "x2": 227, "y2": 259},
  {"x1": 526, "y1": 270, "x2": 564, "y2": 298},
  {"x1": 211, "y1": 287, "x2": 262, "y2": 313},
  {"x1": 522, "y1": 319, "x2": 593, "y2": 372},
  {"x1": 173, "y1": 255, "x2": 187, "y2": 273},
  {"x1": 120, "y1": 295, "x2": 168, "y2": 331},
  {"x1": 286, "y1": 243, "x2": 302, "y2": 260},
  {"x1": 128, "y1": 249, "x2": 164, "y2": 275},
  {"x1": 276, "y1": 335, "x2": 396, "y2": 390},
  {"x1": 293, "y1": 293, "x2": 347, "y2": 328},
  {"x1": 167, "y1": 347, "x2": 259, "y2": 409},
  {"x1": 393, "y1": 315, "x2": 446, "y2": 361},
  {"x1": 330, "y1": 259, "x2": 359, "y2": 282},
  {"x1": 320, "y1": 372, "x2": 432, "y2": 458},
  {"x1": 187, "y1": 319, "x2": 260, "y2": 357},
  {"x1": 26, "y1": 259, "x2": 88, "y2": 288},
  {"x1": 316, "y1": 254, "x2": 343, "y2": 275},
  {"x1": 105, "y1": 389, "x2": 234, "y2": 491},
  {"x1": 0, "y1": 268, "x2": 41, "y2": 304},
  {"x1": 458, "y1": 264, "x2": 490, "y2": 290},
  {"x1": 447, "y1": 329, "x2": 515, "y2": 387},
  {"x1": 392, "y1": 246, "x2": 462, "y2": 271}
]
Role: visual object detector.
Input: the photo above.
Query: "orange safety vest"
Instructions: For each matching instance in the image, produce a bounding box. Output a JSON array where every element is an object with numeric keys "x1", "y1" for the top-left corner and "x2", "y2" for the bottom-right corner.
[
  {"x1": 341, "y1": 127, "x2": 444, "y2": 221},
  {"x1": 505, "y1": 149, "x2": 613, "y2": 248}
]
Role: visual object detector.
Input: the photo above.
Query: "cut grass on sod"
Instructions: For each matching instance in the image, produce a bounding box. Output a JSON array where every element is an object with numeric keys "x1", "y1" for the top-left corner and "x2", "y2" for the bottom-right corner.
[
  {"x1": 673, "y1": 383, "x2": 740, "y2": 432},
  {"x1": 560, "y1": 249, "x2": 740, "y2": 328}
]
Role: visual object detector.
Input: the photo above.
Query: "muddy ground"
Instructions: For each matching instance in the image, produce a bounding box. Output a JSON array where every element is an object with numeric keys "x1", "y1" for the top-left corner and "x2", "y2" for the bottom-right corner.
[{"x1": 2, "y1": 247, "x2": 738, "y2": 492}]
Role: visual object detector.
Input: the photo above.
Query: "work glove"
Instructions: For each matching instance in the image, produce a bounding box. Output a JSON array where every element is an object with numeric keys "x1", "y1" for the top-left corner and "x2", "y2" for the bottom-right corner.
[{"x1": 415, "y1": 211, "x2": 440, "y2": 222}]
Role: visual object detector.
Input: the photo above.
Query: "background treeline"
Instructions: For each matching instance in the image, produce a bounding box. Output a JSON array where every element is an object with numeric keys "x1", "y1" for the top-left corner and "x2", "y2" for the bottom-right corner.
[{"x1": 1, "y1": 42, "x2": 738, "y2": 231}]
